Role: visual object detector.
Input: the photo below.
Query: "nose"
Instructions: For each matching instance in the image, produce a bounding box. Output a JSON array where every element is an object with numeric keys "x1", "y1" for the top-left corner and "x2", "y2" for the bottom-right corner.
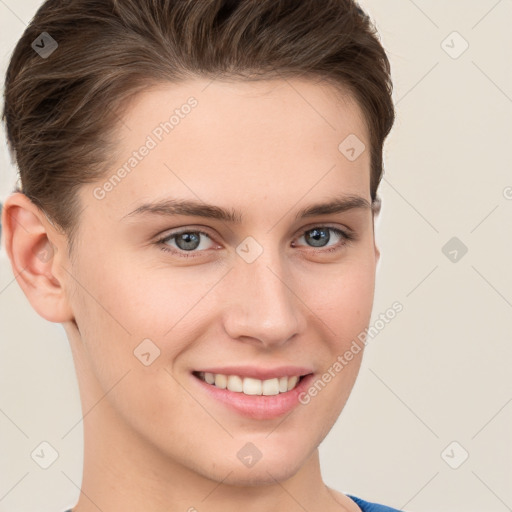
[{"x1": 222, "y1": 245, "x2": 306, "y2": 348}]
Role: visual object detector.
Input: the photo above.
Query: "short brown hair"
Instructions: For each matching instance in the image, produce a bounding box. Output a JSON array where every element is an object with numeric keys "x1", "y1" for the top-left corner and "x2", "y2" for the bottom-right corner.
[{"x1": 3, "y1": 0, "x2": 395, "y2": 250}]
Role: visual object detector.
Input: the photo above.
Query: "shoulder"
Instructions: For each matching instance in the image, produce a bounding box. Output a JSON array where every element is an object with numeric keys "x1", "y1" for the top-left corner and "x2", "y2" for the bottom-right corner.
[{"x1": 346, "y1": 493, "x2": 404, "y2": 512}]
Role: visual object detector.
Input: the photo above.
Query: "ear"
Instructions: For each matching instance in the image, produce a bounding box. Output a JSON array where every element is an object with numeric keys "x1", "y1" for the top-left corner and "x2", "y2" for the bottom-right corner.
[{"x1": 1, "y1": 192, "x2": 75, "y2": 323}]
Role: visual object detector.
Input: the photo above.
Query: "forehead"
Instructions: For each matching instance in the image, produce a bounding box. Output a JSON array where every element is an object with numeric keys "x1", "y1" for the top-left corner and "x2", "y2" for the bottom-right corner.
[{"x1": 87, "y1": 78, "x2": 371, "y2": 219}]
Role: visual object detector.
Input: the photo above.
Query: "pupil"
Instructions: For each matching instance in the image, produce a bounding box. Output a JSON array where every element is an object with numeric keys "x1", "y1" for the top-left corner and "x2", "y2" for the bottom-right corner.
[
  {"x1": 176, "y1": 232, "x2": 200, "y2": 251},
  {"x1": 306, "y1": 228, "x2": 330, "y2": 247}
]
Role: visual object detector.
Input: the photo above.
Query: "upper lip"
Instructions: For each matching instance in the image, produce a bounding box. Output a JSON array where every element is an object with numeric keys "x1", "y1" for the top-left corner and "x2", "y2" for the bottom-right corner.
[{"x1": 193, "y1": 365, "x2": 314, "y2": 380}]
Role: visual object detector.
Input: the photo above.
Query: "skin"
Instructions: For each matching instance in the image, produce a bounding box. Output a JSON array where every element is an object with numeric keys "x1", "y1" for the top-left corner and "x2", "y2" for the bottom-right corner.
[{"x1": 3, "y1": 77, "x2": 380, "y2": 512}]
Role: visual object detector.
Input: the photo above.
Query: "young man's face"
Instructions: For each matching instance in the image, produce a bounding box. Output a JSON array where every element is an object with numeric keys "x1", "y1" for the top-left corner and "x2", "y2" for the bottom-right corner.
[{"x1": 63, "y1": 78, "x2": 379, "y2": 485}]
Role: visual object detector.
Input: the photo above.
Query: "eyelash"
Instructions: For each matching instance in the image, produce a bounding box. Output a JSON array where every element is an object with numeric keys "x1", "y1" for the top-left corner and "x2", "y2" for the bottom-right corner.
[{"x1": 155, "y1": 225, "x2": 355, "y2": 259}]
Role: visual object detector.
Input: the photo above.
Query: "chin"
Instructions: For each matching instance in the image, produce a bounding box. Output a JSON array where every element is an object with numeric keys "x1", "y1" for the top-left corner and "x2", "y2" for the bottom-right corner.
[
  {"x1": 195, "y1": 442, "x2": 311, "y2": 487},
  {"x1": 215, "y1": 462, "x2": 304, "y2": 487}
]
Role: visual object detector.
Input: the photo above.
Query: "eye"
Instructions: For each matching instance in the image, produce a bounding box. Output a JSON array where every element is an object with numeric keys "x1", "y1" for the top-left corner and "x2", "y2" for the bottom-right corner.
[
  {"x1": 293, "y1": 226, "x2": 354, "y2": 252},
  {"x1": 156, "y1": 225, "x2": 355, "y2": 259},
  {"x1": 157, "y1": 229, "x2": 217, "y2": 257}
]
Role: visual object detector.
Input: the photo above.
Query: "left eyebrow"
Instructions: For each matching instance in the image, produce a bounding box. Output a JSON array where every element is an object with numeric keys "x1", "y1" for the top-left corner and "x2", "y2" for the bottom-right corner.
[{"x1": 295, "y1": 194, "x2": 375, "y2": 219}]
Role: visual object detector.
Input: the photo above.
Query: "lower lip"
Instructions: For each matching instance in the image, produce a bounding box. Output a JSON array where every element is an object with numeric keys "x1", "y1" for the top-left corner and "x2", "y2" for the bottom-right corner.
[{"x1": 190, "y1": 373, "x2": 315, "y2": 420}]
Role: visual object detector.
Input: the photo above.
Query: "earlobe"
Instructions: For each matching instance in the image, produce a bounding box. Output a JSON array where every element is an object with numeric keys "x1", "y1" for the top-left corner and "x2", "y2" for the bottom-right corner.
[{"x1": 1, "y1": 192, "x2": 75, "y2": 323}]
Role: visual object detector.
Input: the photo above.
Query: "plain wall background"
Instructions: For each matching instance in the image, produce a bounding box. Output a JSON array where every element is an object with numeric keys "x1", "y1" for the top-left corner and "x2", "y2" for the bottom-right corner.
[{"x1": 0, "y1": 1, "x2": 511, "y2": 511}]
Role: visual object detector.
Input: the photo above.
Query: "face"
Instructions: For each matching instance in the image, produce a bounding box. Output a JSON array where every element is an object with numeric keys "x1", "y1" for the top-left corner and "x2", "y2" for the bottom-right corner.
[{"x1": 64, "y1": 78, "x2": 379, "y2": 485}]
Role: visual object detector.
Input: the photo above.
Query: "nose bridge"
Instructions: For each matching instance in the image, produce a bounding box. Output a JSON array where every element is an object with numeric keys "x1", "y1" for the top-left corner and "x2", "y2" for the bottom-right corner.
[{"x1": 222, "y1": 239, "x2": 303, "y2": 346}]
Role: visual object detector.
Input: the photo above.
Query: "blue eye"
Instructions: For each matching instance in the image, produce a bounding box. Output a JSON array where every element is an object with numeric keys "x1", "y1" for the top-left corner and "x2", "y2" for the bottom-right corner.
[
  {"x1": 156, "y1": 226, "x2": 354, "y2": 258},
  {"x1": 295, "y1": 227, "x2": 352, "y2": 250},
  {"x1": 158, "y1": 230, "x2": 215, "y2": 256}
]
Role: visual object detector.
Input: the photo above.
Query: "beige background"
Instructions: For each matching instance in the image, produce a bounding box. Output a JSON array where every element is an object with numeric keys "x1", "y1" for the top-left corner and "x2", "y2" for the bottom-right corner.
[{"x1": 1, "y1": 1, "x2": 511, "y2": 511}]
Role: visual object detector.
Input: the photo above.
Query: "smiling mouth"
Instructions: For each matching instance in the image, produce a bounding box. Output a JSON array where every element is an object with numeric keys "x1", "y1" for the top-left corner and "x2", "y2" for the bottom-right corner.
[{"x1": 192, "y1": 371, "x2": 309, "y2": 396}]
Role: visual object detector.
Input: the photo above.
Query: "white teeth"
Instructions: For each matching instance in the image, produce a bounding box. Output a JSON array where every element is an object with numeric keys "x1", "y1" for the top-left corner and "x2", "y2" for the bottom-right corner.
[
  {"x1": 287, "y1": 375, "x2": 299, "y2": 391},
  {"x1": 197, "y1": 372, "x2": 303, "y2": 395},
  {"x1": 262, "y1": 378, "x2": 280, "y2": 396},
  {"x1": 214, "y1": 374, "x2": 227, "y2": 389},
  {"x1": 243, "y1": 377, "x2": 262, "y2": 395},
  {"x1": 227, "y1": 375, "x2": 243, "y2": 392}
]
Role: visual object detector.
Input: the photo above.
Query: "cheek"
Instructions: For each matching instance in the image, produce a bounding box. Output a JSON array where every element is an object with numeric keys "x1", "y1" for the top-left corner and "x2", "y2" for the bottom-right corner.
[
  {"x1": 298, "y1": 253, "x2": 376, "y2": 334},
  {"x1": 68, "y1": 255, "x2": 228, "y2": 416},
  {"x1": 67, "y1": 258, "x2": 197, "y2": 435},
  {"x1": 77, "y1": 252, "x2": 215, "y2": 339}
]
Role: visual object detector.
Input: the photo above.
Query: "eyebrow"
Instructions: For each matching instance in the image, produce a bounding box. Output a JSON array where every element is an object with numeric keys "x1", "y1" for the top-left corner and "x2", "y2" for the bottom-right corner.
[{"x1": 122, "y1": 194, "x2": 374, "y2": 223}]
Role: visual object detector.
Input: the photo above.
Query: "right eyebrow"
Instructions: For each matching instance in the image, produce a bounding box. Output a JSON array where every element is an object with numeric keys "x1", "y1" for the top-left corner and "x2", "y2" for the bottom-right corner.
[{"x1": 122, "y1": 198, "x2": 243, "y2": 223}]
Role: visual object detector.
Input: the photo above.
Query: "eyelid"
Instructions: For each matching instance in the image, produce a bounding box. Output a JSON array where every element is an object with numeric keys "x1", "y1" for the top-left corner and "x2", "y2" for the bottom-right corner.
[
  {"x1": 292, "y1": 222, "x2": 353, "y2": 239},
  {"x1": 156, "y1": 227, "x2": 219, "y2": 249},
  {"x1": 154, "y1": 224, "x2": 215, "y2": 240},
  {"x1": 155, "y1": 223, "x2": 351, "y2": 242}
]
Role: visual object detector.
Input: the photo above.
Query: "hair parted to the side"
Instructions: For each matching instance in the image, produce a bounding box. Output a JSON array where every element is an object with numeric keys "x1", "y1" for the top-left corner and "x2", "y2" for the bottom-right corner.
[{"x1": 2, "y1": 0, "x2": 395, "y2": 252}]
